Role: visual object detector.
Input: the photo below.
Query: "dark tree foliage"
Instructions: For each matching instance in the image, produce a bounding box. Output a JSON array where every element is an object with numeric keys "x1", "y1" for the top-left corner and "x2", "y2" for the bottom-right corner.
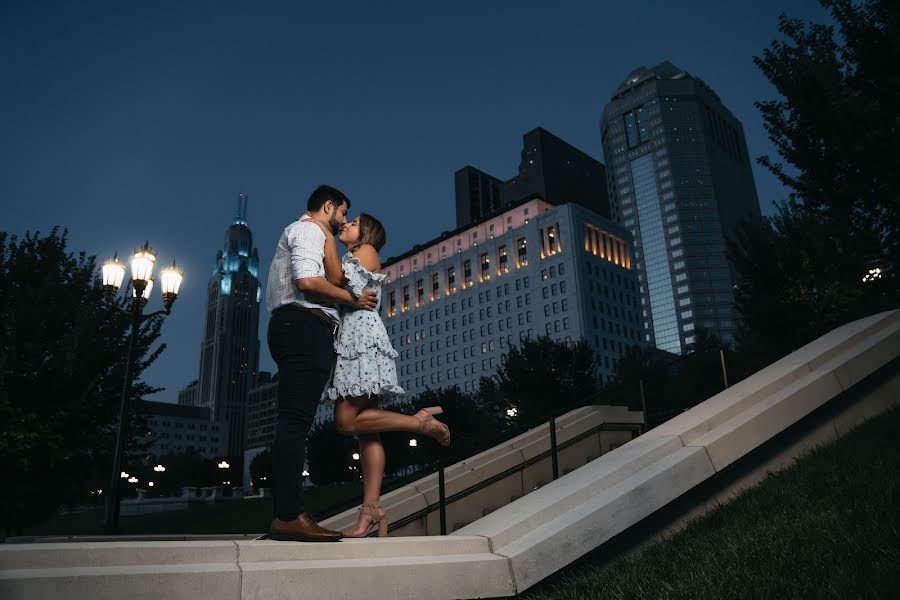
[
  {"x1": 603, "y1": 330, "x2": 729, "y2": 428},
  {"x1": 411, "y1": 386, "x2": 505, "y2": 462},
  {"x1": 139, "y1": 450, "x2": 221, "y2": 497},
  {"x1": 0, "y1": 229, "x2": 164, "y2": 534},
  {"x1": 496, "y1": 336, "x2": 598, "y2": 425},
  {"x1": 736, "y1": 0, "x2": 899, "y2": 364},
  {"x1": 248, "y1": 448, "x2": 273, "y2": 491},
  {"x1": 305, "y1": 418, "x2": 359, "y2": 485},
  {"x1": 755, "y1": 0, "x2": 899, "y2": 265}
]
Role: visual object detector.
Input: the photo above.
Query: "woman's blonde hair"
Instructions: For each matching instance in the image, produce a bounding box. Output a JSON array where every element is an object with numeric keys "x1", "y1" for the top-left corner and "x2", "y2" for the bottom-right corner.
[{"x1": 350, "y1": 213, "x2": 387, "y2": 253}]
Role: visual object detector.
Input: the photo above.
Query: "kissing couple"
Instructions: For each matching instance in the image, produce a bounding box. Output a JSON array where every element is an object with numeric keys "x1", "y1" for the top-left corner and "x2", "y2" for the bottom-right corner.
[{"x1": 264, "y1": 185, "x2": 450, "y2": 542}]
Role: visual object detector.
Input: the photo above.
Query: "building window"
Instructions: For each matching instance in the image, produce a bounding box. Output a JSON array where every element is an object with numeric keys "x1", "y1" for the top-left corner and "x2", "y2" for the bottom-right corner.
[
  {"x1": 431, "y1": 273, "x2": 440, "y2": 300},
  {"x1": 498, "y1": 245, "x2": 508, "y2": 274},
  {"x1": 416, "y1": 279, "x2": 424, "y2": 306},
  {"x1": 402, "y1": 286, "x2": 409, "y2": 312},
  {"x1": 480, "y1": 253, "x2": 490, "y2": 281},
  {"x1": 463, "y1": 260, "x2": 473, "y2": 288},
  {"x1": 447, "y1": 266, "x2": 456, "y2": 294},
  {"x1": 516, "y1": 237, "x2": 528, "y2": 267},
  {"x1": 545, "y1": 224, "x2": 560, "y2": 257}
]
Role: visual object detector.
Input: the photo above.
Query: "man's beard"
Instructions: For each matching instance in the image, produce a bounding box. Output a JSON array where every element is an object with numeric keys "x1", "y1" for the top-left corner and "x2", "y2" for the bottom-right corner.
[{"x1": 328, "y1": 215, "x2": 342, "y2": 235}]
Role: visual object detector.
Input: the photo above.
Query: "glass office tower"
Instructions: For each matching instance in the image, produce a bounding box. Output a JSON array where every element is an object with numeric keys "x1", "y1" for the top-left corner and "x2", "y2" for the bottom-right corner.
[{"x1": 600, "y1": 61, "x2": 760, "y2": 353}]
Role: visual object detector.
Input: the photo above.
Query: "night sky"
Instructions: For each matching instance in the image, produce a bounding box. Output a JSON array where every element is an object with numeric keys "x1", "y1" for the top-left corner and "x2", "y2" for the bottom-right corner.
[{"x1": 1, "y1": 1, "x2": 829, "y2": 403}]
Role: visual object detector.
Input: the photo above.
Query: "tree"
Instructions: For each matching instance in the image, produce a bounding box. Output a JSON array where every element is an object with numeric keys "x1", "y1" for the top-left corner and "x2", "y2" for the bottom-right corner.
[
  {"x1": 410, "y1": 386, "x2": 504, "y2": 462},
  {"x1": 495, "y1": 336, "x2": 598, "y2": 426},
  {"x1": 728, "y1": 208, "x2": 882, "y2": 366},
  {"x1": 305, "y1": 418, "x2": 358, "y2": 485},
  {"x1": 249, "y1": 449, "x2": 273, "y2": 491},
  {"x1": 0, "y1": 229, "x2": 164, "y2": 534},
  {"x1": 751, "y1": 0, "x2": 899, "y2": 310}
]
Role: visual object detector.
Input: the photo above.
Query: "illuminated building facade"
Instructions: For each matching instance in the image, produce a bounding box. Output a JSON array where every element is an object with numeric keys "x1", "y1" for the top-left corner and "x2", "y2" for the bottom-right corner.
[{"x1": 381, "y1": 198, "x2": 640, "y2": 394}]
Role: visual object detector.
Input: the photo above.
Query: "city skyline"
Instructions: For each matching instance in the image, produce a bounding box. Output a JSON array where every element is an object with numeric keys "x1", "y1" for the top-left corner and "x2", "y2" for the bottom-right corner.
[{"x1": 0, "y1": 1, "x2": 830, "y2": 403}]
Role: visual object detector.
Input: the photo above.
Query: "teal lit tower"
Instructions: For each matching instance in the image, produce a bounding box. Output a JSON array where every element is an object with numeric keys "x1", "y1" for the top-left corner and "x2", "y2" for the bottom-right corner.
[{"x1": 196, "y1": 193, "x2": 261, "y2": 474}]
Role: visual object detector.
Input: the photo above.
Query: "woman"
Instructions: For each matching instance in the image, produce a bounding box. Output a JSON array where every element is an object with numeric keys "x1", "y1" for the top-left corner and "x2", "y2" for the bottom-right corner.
[{"x1": 312, "y1": 213, "x2": 450, "y2": 538}]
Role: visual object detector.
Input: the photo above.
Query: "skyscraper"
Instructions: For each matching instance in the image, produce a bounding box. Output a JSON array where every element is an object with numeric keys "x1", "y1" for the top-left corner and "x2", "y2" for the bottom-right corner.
[
  {"x1": 454, "y1": 127, "x2": 610, "y2": 228},
  {"x1": 600, "y1": 61, "x2": 760, "y2": 354},
  {"x1": 194, "y1": 193, "x2": 261, "y2": 473},
  {"x1": 455, "y1": 166, "x2": 505, "y2": 229}
]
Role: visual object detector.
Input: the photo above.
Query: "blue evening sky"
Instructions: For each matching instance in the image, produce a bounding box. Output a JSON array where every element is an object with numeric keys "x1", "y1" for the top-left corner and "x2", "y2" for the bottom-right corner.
[{"x1": 1, "y1": 1, "x2": 830, "y2": 402}]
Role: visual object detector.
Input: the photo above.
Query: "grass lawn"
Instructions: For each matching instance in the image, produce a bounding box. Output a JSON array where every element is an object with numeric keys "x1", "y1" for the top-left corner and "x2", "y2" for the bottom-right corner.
[
  {"x1": 22, "y1": 482, "x2": 362, "y2": 537},
  {"x1": 522, "y1": 405, "x2": 900, "y2": 600}
]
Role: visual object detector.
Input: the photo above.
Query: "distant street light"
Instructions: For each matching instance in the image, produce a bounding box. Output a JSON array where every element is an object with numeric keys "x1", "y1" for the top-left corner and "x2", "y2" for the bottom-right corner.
[
  {"x1": 153, "y1": 464, "x2": 166, "y2": 472},
  {"x1": 301, "y1": 470, "x2": 310, "y2": 478},
  {"x1": 127, "y1": 477, "x2": 138, "y2": 484},
  {"x1": 507, "y1": 407, "x2": 518, "y2": 418},
  {"x1": 351, "y1": 452, "x2": 360, "y2": 461},
  {"x1": 218, "y1": 461, "x2": 230, "y2": 470},
  {"x1": 148, "y1": 482, "x2": 154, "y2": 487},
  {"x1": 408, "y1": 438, "x2": 417, "y2": 447},
  {"x1": 102, "y1": 243, "x2": 183, "y2": 534}
]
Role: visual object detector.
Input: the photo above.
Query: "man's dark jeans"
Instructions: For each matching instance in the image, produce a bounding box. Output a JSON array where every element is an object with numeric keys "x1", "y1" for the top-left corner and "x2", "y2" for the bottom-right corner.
[{"x1": 267, "y1": 306, "x2": 334, "y2": 521}]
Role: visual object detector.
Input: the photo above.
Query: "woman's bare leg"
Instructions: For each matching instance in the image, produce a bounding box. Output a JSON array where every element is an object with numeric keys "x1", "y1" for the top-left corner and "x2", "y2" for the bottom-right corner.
[
  {"x1": 338, "y1": 396, "x2": 387, "y2": 537},
  {"x1": 334, "y1": 395, "x2": 449, "y2": 445}
]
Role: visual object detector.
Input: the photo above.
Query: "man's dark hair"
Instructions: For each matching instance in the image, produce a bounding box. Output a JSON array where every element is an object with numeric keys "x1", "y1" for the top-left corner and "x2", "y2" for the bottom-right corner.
[{"x1": 307, "y1": 185, "x2": 351, "y2": 212}]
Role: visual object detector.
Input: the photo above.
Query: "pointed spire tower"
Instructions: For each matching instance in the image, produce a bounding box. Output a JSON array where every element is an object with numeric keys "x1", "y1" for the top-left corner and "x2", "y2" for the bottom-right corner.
[{"x1": 196, "y1": 193, "x2": 261, "y2": 475}]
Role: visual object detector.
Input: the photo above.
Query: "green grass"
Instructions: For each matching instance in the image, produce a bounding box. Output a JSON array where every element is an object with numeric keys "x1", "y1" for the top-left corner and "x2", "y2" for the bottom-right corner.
[
  {"x1": 522, "y1": 406, "x2": 900, "y2": 600},
  {"x1": 22, "y1": 482, "x2": 362, "y2": 537}
]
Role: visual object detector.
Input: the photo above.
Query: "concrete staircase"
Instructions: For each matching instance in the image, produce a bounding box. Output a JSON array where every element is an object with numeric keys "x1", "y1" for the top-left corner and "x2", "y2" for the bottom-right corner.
[{"x1": 2, "y1": 309, "x2": 899, "y2": 599}]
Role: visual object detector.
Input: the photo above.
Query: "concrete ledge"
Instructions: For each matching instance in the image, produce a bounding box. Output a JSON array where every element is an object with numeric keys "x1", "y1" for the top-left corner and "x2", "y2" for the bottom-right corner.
[
  {"x1": 0, "y1": 541, "x2": 237, "y2": 570},
  {"x1": 0, "y1": 563, "x2": 240, "y2": 600},
  {"x1": 497, "y1": 446, "x2": 715, "y2": 591},
  {"x1": 240, "y1": 553, "x2": 514, "y2": 600}
]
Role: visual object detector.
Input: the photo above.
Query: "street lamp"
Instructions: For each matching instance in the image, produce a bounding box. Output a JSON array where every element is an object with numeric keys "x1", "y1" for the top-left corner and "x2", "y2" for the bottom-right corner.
[
  {"x1": 351, "y1": 452, "x2": 360, "y2": 461},
  {"x1": 218, "y1": 461, "x2": 230, "y2": 470},
  {"x1": 103, "y1": 242, "x2": 183, "y2": 534},
  {"x1": 408, "y1": 438, "x2": 417, "y2": 447},
  {"x1": 153, "y1": 464, "x2": 166, "y2": 473}
]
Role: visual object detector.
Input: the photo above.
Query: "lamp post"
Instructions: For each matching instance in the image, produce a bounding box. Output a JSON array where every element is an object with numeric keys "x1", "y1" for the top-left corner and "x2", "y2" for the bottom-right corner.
[{"x1": 102, "y1": 243, "x2": 183, "y2": 534}]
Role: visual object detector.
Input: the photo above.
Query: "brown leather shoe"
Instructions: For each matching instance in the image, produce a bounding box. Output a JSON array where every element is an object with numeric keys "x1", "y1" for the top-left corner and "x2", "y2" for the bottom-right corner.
[{"x1": 269, "y1": 512, "x2": 343, "y2": 542}]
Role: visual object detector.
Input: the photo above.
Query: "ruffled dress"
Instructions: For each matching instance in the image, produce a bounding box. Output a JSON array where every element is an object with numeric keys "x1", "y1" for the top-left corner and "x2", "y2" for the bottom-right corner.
[{"x1": 326, "y1": 253, "x2": 405, "y2": 402}]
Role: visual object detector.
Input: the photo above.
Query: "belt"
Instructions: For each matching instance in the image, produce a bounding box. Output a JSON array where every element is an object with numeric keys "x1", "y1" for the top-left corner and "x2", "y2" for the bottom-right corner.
[{"x1": 277, "y1": 305, "x2": 339, "y2": 336}]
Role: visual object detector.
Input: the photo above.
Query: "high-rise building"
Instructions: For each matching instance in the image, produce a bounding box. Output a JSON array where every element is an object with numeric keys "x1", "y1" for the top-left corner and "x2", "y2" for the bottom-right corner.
[
  {"x1": 194, "y1": 193, "x2": 261, "y2": 474},
  {"x1": 381, "y1": 198, "x2": 640, "y2": 395},
  {"x1": 454, "y1": 128, "x2": 610, "y2": 228},
  {"x1": 600, "y1": 61, "x2": 760, "y2": 354},
  {"x1": 455, "y1": 166, "x2": 505, "y2": 230}
]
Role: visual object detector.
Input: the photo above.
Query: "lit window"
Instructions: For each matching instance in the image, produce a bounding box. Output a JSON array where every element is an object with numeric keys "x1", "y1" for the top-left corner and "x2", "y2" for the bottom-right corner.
[{"x1": 498, "y1": 245, "x2": 508, "y2": 273}]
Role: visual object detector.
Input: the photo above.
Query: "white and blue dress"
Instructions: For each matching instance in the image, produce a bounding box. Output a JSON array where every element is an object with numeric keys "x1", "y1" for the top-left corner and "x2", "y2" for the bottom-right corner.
[{"x1": 326, "y1": 252, "x2": 405, "y2": 402}]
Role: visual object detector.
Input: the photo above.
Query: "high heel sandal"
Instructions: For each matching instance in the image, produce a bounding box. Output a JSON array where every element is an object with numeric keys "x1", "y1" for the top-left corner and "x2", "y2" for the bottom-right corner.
[
  {"x1": 416, "y1": 406, "x2": 450, "y2": 446},
  {"x1": 344, "y1": 502, "x2": 388, "y2": 538}
]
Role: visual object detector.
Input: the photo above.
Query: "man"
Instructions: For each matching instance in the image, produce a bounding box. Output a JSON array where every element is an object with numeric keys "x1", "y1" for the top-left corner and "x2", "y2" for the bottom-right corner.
[{"x1": 265, "y1": 184, "x2": 377, "y2": 541}]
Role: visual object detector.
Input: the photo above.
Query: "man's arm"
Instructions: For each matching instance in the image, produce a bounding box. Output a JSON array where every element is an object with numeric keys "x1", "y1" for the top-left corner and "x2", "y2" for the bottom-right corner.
[{"x1": 297, "y1": 277, "x2": 377, "y2": 310}]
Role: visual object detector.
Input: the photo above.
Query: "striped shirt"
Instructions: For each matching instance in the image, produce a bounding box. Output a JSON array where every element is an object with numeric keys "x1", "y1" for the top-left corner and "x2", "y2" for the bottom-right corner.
[{"x1": 265, "y1": 215, "x2": 340, "y2": 323}]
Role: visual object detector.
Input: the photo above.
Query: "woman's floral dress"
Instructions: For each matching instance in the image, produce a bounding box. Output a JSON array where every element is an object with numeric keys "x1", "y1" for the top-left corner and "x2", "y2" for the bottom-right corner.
[{"x1": 326, "y1": 252, "x2": 405, "y2": 402}]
